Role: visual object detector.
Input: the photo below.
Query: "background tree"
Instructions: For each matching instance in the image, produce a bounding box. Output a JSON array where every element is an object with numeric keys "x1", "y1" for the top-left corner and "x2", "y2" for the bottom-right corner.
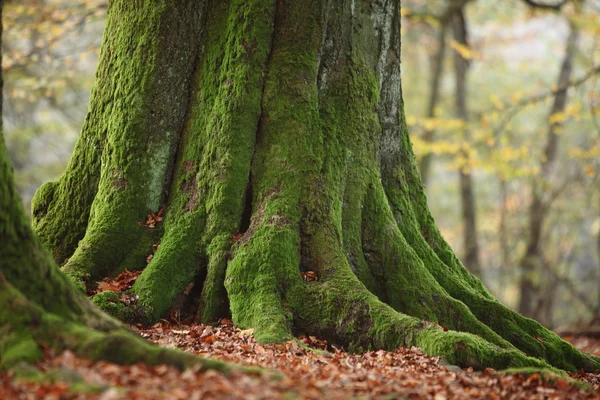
[
  {"x1": 404, "y1": 0, "x2": 600, "y2": 328},
  {"x1": 2, "y1": 0, "x2": 106, "y2": 209},
  {"x1": 23, "y1": 0, "x2": 600, "y2": 372},
  {"x1": 518, "y1": 19, "x2": 579, "y2": 324},
  {"x1": 451, "y1": 8, "x2": 481, "y2": 276}
]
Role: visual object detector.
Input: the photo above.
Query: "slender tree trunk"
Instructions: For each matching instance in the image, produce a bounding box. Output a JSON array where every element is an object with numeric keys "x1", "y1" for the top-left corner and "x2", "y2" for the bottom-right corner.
[
  {"x1": 518, "y1": 24, "x2": 579, "y2": 320},
  {"x1": 452, "y1": 9, "x2": 481, "y2": 277},
  {"x1": 418, "y1": 22, "x2": 448, "y2": 186},
  {"x1": 23, "y1": 0, "x2": 600, "y2": 372},
  {"x1": 498, "y1": 177, "x2": 511, "y2": 297},
  {"x1": 537, "y1": 262, "x2": 558, "y2": 328},
  {"x1": 418, "y1": 0, "x2": 468, "y2": 186},
  {"x1": 597, "y1": 195, "x2": 600, "y2": 315}
]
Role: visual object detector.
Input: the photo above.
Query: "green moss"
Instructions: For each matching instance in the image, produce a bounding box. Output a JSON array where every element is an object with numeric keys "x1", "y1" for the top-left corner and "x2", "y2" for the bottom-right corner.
[
  {"x1": 31, "y1": 181, "x2": 57, "y2": 222},
  {"x1": 222, "y1": 0, "x2": 337, "y2": 345},
  {"x1": 226, "y1": 222, "x2": 298, "y2": 344},
  {"x1": 414, "y1": 327, "x2": 552, "y2": 371},
  {"x1": 1, "y1": 135, "x2": 78, "y2": 318},
  {"x1": 130, "y1": 0, "x2": 278, "y2": 324},
  {"x1": 51, "y1": 0, "x2": 203, "y2": 288},
  {"x1": 91, "y1": 291, "x2": 137, "y2": 323},
  {"x1": 0, "y1": 337, "x2": 42, "y2": 370},
  {"x1": 30, "y1": 131, "x2": 102, "y2": 266}
]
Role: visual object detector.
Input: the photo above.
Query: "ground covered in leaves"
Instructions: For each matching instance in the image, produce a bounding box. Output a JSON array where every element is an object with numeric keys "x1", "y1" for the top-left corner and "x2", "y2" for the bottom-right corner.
[
  {"x1": 2, "y1": 318, "x2": 600, "y2": 399},
  {"x1": 3, "y1": 271, "x2": 599, "y2": 398}
]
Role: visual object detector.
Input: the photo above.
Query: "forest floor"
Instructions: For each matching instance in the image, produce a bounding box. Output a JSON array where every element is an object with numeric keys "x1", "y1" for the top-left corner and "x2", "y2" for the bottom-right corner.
[{"x1": 1, "y1": 318, "x2": 600, "y2": 399}]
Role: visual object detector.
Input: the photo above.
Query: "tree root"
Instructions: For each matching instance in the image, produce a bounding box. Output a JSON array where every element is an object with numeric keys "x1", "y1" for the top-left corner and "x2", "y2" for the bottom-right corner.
[
  {"x1": 216, "y1": 177, "x2": 600, "y2": 372},
  {"x1": 379, "y1": 172, "x2": 600, "y2": 372},
  {"x1": 0, "y1": 273, "x2": 253, "y2": 376}
]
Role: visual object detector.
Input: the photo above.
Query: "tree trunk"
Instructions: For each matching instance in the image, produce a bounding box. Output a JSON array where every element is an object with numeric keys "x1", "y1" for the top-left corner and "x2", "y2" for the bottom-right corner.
[
  {"x1": 498, "y1": 177, "x2": 511, "y2": 297},
  {"x1": 518, "y1": 23, "x2": 579, "y2": 320},
  {"x1": 452, "y1": 9, "x2": 481, "y2": 277},
  {"x1": 28, "y1": 0, "x2": 600, "y2": 372},
  {"x1": 418, "y1": 21, "x2": 448, "y2": 186},
  {"x1": 597, "y1": 195, "x2": 600, "y2": 316},
  {"x1": 417, "y1": 0, "x2": 467, "y2": 186}
]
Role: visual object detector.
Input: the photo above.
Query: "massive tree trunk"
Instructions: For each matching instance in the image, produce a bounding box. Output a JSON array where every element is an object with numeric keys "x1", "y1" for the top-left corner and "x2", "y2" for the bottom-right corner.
[
  {"x1": 29, "y1": 0, "x2": 599, "y2": 372},
  {"x1": 0, "y1": 1, "x2": 233, "y2": 374}
]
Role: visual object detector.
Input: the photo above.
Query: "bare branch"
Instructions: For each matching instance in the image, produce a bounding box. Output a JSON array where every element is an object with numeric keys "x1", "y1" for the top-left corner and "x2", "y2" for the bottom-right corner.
[
  {"x1": 543, "y1": 263, "x2": 599, "y2": 315},
  {"x1": 475, "y1": 62, "x2": 600, "y2": 123}
]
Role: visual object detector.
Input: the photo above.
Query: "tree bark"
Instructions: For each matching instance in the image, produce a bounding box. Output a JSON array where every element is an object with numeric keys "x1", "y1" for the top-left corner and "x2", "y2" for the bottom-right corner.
[
  {"x1": 518, "y1": 23, "x2": 579, "y2": 321},
  {"x1": 24, "y1": 0, "x2": 600, "y2": 372}
]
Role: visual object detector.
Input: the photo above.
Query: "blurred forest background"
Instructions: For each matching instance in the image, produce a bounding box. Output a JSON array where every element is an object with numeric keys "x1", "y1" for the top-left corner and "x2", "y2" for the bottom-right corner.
[{"x1": 3, "y1": 0, "x2": 599, "y2": 331}]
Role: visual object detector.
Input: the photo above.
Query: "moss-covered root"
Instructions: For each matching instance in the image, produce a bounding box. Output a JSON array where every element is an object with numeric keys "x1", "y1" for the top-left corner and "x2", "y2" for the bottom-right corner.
[
  {"x1": 223, "y1": 217, "x2": 560, "y2": 372},
  {"x1": 360, "y1": 186, "x2": 510, "y2": 346},
  {"x1": 296, "y1": 277, "x2": 555, "y2": 371},
  {"x1": 0, "y1": 273, "x2": 247, "y2": 376},
  {"x1": 361, "y1": 182, "x2": 600, "y2": 372},
  {"x1": 376, "y1": 157, "x2": 600, "y2": 371},
  {"x1": 225, "y1": 211, "x2": 299, "y2": 344}
]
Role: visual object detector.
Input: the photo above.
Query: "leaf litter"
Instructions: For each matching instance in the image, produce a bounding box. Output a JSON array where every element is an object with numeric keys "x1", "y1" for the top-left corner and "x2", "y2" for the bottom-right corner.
[
  {"x1": 87, "y1": 269, "x2": 142, "y2": 296},
  {"x1": 2, "y1": 321, "x2": 599, "y2": 399}
]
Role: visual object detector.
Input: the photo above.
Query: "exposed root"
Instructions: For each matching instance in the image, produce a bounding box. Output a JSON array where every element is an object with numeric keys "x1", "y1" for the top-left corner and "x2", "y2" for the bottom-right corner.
[
  {"x1": 226, "y1": 216, "x2": 297, "y2": 344},
  {"x1": 367, "y1": 144, "x2": 600, "y2": 372},
  {"x1": 127, "y1": 223, "x2": 206, "y2": 324},
  {"x1": 31, "y1": 142, "x2": 102, "y2": 266},
  {"x1": 361, "y1": 184, "x2": 512, "y2": 348},
  {"x1": 0, "y1": 273, "x2": 248, "y2": 376},
  {"x1": 199, "y1": 235, "x2": 234, "y2": 322},
  {"x1": 218, "y1": 174, "x2": 600, "y2": 372},
  {"x1": 386, "y1": 188, "x2": 598, "y2": 371},
  {"x1": 294, "y1": 270, "x2": 557, "y2": 371}
]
